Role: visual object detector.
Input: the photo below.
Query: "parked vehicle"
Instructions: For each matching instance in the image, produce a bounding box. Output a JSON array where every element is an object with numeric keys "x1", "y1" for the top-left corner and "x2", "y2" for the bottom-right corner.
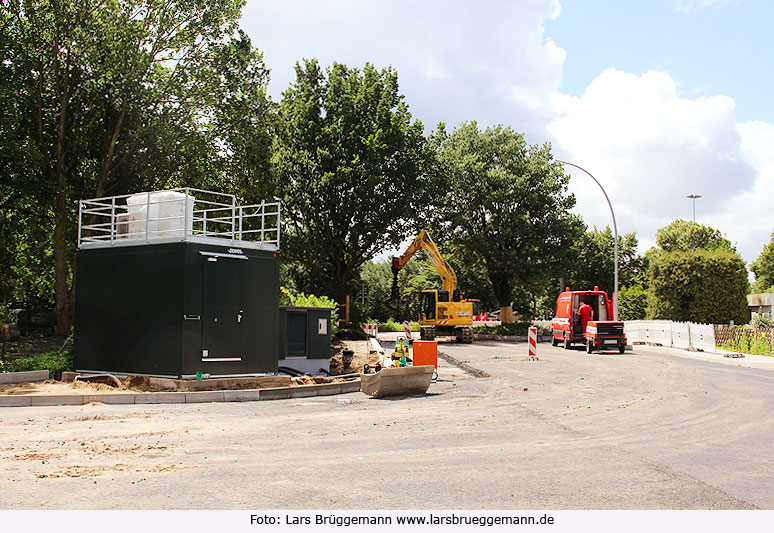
[
  {"x1": 550, "y1": 287, "x2": 627, "y2": 353},
  {"x1": 467, "y1": 299, "x2": 493, "y2": 321}
]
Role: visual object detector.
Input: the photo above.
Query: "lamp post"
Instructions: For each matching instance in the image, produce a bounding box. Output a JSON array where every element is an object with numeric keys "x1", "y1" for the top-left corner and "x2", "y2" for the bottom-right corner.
[
  {"x1": 687, "y1": 194, "x2": 701, "y2": 222},
  {"x1": 556, "y1": 160, "x2": 619, "y2": 321}
]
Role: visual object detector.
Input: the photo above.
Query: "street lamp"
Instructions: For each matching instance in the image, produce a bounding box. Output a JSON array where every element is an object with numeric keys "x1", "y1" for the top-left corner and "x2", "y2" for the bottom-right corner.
[
  {"x1": 687, "y1": 194, "x2": 701, "y2": 222},
  {"x1": 556, "y1": 160, "x2": 619, "y2": 321}
]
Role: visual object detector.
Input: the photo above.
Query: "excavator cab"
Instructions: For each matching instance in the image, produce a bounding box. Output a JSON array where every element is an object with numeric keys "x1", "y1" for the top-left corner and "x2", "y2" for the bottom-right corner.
[{"x1": 421, "y1": 290, "x2": 436, "y2": 320}]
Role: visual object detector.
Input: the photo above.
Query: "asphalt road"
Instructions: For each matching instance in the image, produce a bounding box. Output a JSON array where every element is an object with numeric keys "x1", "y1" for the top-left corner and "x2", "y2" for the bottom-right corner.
[{"x1": 0, "y1": 341, "x2": 772, "y2": 510}]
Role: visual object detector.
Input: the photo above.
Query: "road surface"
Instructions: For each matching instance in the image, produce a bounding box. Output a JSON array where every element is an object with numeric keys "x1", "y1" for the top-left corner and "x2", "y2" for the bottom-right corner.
[{"x1": 0, "y1": 341, "x2": 771, "y2": 509}]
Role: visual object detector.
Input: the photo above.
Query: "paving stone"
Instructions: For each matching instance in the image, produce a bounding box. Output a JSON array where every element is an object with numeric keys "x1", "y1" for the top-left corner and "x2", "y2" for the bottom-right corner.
[
  {"x1": 259, "y1": 388, "x2": 291, "y2": 400},
  {"x1": 134, "y1": 392, "x2": 186, "y2": 404},
  {"x1": 340, "y1": 381, "x2": 361, "y2": 393},
  {"x1": 184, "y1": 391, "x2": 225, "y2": 403},
  {"x1": 82, "y1": 393, "x2": 137, "y2": 405},
  {"x1": 289, "y1": 386, "x2": 318, "y2": 398},
  {"x1": 222, "y1": 389, "x2": 261, "y2": 402},
  {"x1": 0, "y1": 395, "x2": 32, "y2": 407},
  {"x1": 29, "y1": 395, "x2": 84, "y2": 407},
  {"x1": 315, "y1": 383, "x2": 342, "y2": 396},
  {"x1": 0, "y1": 370, "x2": 49, "y2": 384}
]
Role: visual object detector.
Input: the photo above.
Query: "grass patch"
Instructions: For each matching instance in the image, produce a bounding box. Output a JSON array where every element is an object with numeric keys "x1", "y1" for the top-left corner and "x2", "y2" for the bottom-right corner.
[
  {"x1": 377, "y1": 319, "x2": 420, "y2": 332},
  {"x1": 1, "y1": 348, "x2": 73, "y2": 373}
]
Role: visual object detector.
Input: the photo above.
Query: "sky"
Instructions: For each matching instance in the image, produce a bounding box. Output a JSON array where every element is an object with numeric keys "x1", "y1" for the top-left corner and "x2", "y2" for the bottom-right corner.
[{"x1": 240, "y1": 0, "x2": 774, "y2": 267}]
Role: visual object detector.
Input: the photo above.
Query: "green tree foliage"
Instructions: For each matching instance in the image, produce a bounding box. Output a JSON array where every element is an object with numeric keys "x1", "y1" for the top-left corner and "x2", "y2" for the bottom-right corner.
[
  {"x1": 647, "y1": 250, "x2": 749, "y2": 323},
  {"x1": 646, "y1": 221, "x2": 748, "y2": 323},
  {"x1": 618, "y1": 284, "x2": 648, "y2": 320},
  {"x1": 432, "y1": 122, "x2": 583, "y2": 315},
  {"x1": 750, "y1": 231, "x2": 774, "y2": 292},
  {"x1": 655, "y1": 220, "x2": 734, "y2": 253},
  {"x1": 359, "y1": 259, "x2": 439, "y2": 323},
  {"x1": 565, "y1": 226, "x2": 645, "y2": 294},
  {"x1": 274, "y1": 59, "x2": 437, "y2": 304},
  {"x1": 1, "y1": 0, "x2": 272, "y2": 329}
]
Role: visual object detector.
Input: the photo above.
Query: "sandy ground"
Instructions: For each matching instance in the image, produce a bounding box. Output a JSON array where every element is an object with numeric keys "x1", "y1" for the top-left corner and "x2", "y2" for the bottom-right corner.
[
  {"x1": 0, "y1": 380, "x2": 128, "y2": 396},
  {"x1": 330, "y1": 338, "x2": 380, "y2": 375},
  {"x1": 0, "y1": 342, "x2": 773, "y2": 510}
]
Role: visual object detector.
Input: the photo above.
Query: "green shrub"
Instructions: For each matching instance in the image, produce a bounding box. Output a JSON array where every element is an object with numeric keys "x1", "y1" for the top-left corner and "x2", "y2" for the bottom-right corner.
[
  {"x1": 280, "y1": 287, "x2": 339, "y2": 334},
  {"x1": 718, "y1": 327, "x2": 773, "y2": 356},
  {"x1": 750, "y1": 314, "x2": 774, "y2": 329},
  {"x1": 335, "y1": 325, "x2": 367, "y2": 340},
  {"x1": 1, "y1": 349, "x2": 73, "y2": 373},
  {"x1": 647, "y1": 249, "x2": 749, "y2": 324}
]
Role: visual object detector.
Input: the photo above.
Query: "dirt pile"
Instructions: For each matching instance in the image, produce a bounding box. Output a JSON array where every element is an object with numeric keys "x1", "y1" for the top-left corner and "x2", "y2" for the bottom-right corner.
[
  {"x1": 329, "y1": 339, "x2": 380, "y2": 375},
  {"x1": 291, "y1": 375, "x2": 348, "y2": 385}
]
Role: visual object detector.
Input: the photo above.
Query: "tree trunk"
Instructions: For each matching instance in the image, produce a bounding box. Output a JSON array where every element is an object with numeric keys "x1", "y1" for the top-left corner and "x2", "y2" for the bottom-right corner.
[
  {"x1": 53, "y1": 186, "x2": 73, "y2": 335},
  {"x1": 489, "y1": 271, "x2": 515, "y2": 324}
]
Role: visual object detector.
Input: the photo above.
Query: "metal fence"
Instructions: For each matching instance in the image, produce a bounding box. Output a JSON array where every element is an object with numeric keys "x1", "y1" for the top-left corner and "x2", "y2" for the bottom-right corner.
[{"x1": 78, "y1": 188, "x2": 280, "y2": 250}]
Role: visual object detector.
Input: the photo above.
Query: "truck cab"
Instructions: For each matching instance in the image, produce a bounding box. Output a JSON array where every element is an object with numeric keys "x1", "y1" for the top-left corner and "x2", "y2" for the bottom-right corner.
[{"x1": 551, "y1": 287, "x2": 627, "y2": 353}]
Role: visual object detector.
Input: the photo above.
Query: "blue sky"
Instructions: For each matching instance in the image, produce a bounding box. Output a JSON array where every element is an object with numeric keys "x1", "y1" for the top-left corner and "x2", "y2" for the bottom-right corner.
[
  {"x1": 550, "y1": 0, "x2": 774, "y2": 123},
  {"x1": 241, "y1": 0, "x2": 774, "y2": 269}
]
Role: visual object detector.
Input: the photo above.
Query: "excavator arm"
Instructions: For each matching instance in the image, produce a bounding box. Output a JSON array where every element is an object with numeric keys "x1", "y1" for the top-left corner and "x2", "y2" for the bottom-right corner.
[{"x1": 387, "y1": 230, "x2": 458, "y2": 310}]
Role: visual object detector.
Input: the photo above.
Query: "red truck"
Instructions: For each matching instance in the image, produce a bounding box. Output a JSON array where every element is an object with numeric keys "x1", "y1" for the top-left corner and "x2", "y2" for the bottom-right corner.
[{"x1": 550, "y1": 287, "x2": 627, "y2": 353}]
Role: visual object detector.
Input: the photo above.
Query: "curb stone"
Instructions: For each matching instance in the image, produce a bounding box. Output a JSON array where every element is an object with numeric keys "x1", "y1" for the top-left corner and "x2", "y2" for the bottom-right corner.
[{"x1": 0, "y1": 379, "x2": 362, "y2": 408}]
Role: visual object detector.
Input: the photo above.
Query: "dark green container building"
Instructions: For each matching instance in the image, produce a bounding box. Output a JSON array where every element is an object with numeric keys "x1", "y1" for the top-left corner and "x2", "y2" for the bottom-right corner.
[
  {"x1": 279, "y1": 306, "x2": 334, "y2": 374},
  {"x1": 74, "y1": 189, "x2": 281, "y2": 378}
]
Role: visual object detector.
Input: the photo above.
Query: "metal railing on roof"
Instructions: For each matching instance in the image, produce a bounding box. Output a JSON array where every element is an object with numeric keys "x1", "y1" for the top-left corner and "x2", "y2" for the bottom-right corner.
[{"x1": 78, "y1": 188, "x2": 280, "y2": 250}]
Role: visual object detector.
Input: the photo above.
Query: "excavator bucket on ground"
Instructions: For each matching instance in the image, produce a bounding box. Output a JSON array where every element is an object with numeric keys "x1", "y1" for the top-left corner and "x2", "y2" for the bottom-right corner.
[{"x1": 360, "y1": 365, "x2": 435, "y2": 398}]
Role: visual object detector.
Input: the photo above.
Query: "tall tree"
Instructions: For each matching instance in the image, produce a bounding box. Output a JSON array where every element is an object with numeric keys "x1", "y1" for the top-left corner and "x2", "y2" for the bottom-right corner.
[
  {"x1": 2, "y1": 0, "x2": 272, "y2": 331},
  {"x1": 655, "y1": 219, "x2": 734, "y2": 253},
  {"x1": 274, "y1": 59, "x2": 437, "y2": 304},
  {"x1": 432, "y1": 122, "x2": 582, "y2": 322},
  {"x1": 566, "y1": 226, "x2": 645, "y2": 294},
  {"x1": 750, "y1": 231, "x2": 774, "y2": 292},
  {"x1": 646, "y1": 221, "x2": 748, "y2": 323}
]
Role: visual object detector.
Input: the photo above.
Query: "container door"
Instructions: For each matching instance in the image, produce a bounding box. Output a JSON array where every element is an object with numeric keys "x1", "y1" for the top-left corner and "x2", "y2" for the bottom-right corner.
[{"x1": 201, "y1": 255, "x2": 246, "y2": 361}]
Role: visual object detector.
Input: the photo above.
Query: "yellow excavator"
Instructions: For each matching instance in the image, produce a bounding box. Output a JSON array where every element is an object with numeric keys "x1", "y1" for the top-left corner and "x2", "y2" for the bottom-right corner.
[{"x1": 387, "y1": 230, "x2": 474, "y2": 343}]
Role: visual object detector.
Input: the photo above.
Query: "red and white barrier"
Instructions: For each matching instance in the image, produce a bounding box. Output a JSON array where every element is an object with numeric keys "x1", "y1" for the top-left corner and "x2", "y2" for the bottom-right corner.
[
  {"x1": 528, "y1": 326, "x2": 538, "y2": 359},
  {"x1": 362, "y1": 323, "x2": 378, "y2": 337},
  {"x1": 403, "y1": 320, "x2": 413, "y2": 340}
]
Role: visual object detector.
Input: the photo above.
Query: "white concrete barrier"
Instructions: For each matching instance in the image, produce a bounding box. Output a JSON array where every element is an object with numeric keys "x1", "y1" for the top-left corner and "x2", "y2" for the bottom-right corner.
[
  {"x1": 624, "y1": 320, "x2": 717, "y2": 353},
  {"x1": 689, "y1": 323, "x2": 716, "y2": 352},
  {"x1": 671, "y1": 322, "x2": 691, "y2": 350}
]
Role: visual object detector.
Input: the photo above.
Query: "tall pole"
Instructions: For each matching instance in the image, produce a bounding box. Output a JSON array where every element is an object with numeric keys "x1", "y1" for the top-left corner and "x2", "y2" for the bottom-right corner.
[
  {"x1": 556, "y1": 160, "x2": 619, "y2": 321},
  {"x1": 687, "y1": 194, "x2": 701, "y2": 222}
]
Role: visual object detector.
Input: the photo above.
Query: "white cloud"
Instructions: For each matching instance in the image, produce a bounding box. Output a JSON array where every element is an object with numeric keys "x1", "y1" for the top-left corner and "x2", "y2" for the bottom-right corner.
[
  {"x1": 242, "y1": 0, "x2": 774, "y2": 264},
  {"x1": 674, "y1": 0, "x2": 741, "y2": 14},
  {"x1": 242, "y1": 0, "x2": 564, "y2": 134},
  {"x1": 546, "y1": 68, "x2": 767, "y2": 262}
]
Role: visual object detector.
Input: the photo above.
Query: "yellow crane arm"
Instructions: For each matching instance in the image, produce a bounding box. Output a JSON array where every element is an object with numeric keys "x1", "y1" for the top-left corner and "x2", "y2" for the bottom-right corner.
[{"x1": 392, "y1": 230, "x2": 458, "y2": 293}]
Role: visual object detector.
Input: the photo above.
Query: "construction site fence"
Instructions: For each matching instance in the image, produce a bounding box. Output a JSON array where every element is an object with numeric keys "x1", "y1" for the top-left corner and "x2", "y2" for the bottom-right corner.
[{"x1": 622, "y1": 320, "x2": 717, "y2": 352}]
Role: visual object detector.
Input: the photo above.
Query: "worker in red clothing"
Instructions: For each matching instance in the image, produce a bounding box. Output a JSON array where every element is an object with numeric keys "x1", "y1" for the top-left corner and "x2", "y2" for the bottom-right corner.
[{"x1": 577, "y1": 301, "x2": 594, "y2": 334}]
